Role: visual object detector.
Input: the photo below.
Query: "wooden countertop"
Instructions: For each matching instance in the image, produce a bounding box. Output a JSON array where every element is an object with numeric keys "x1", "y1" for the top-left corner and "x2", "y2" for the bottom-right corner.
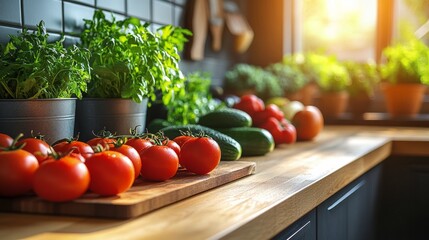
[{"x1": 2, "y1": 126, "x2": 429, "y2": 240}]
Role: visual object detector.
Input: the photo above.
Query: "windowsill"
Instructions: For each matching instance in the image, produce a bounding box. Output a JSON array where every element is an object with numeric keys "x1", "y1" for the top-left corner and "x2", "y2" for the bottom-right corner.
[{"x1": 324, "y1": 112, "x2": 429, "y2": 127}]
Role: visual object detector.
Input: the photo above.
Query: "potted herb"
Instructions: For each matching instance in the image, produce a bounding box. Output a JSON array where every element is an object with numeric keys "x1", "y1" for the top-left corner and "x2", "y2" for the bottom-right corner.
[
  {"x1": 345, "y1": 61, "x2": 380, "y2": 117},
  {"x1": 283, "y1": 53, "x2": 321, "y2": 106},
  {"x1": 314, "y1": 56, "x2": 351, "y2": 118},
  {"x1": 223, "y1": 63, "x2": 281, "y2": 100},
  {"x1": 380, "y1": 39, "x2": 429, "y2": 117},
  {"x1": 76, "y1": 10, "x2": 191, "y2": 140},
  {"x1": 0, "y1": 21, "x2": 91, "y2": 143},
  {"x1": 266, "y1": 62, "x2": 307, "y2": 102}
]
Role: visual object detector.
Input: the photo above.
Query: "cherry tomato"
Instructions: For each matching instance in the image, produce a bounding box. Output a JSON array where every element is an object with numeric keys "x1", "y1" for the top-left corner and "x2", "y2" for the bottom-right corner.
[
  {"x1": 110, "y1": 144, "x2": 142, "y2": 179},
  {"x1": 17, "y1": 138, "x2": 51, "y2": 163},
  {"x1": 87, "y1": 137, "x2": 116, "y2": 149},
  {"x1": 85, "y1": 151, "x2": 135, "y2": 196},
  {"x1": 140, "y1": 145, "x2": 179, "y2": 181},
  {"x1": 180, "y1": 137, "x2": 221, "y2": 175},
  {"x1": 0, "y1": 149, "x2": 39, "y2": 196},
  {"x1": 33, "y1": 155, "x2": 90, "y2": 202},
  {"x1": 53, "y1": 140, "x2": 94, "y2": 160},
  {"x1": 0, "y1": 133, "x2": 13, "y2": 148},
  {"x1": 126, "y1": 138, "x2": 153, "y2": 153},
  {"x1": 173, "y1": 135, "x2": 195, "y2": 148},
  {"x1": 292, "y1": 106, "x2": 324, "y2": 141}
]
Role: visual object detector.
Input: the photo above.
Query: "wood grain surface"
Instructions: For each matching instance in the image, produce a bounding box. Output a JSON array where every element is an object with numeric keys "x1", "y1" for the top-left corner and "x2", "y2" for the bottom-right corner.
[
  {"x1": 0, "y1": 161, "x2": 256, "y2": 219},
  {"x1": 1, "y1": 126, "x2": 429, "y2": 240}
]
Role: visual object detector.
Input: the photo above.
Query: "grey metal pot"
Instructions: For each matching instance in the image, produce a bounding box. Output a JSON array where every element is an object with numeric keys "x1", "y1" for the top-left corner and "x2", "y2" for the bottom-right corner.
[
  {"x1": 75, "y1": 98, "x2": 148, "y2": 141},
  {"x1": 0, "y1": 98, "x2": 76, "y2": 144}
]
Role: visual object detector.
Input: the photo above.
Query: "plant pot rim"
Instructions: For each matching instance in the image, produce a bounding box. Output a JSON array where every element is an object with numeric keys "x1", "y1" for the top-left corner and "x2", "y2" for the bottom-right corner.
[{"x1": 0, "y1": 98, "x2": 77, "y2": 102}]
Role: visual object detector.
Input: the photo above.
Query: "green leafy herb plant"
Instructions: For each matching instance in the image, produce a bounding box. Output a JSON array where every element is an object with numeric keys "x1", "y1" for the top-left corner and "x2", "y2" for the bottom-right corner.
[
  {"x1": 80, "y1": 10, "x2": 192, "y2": 104},
  {"x1": 266, "y1": 62, "x2": 307, "y2": 94},
  {"x1": 224, "y1": 63, "x2": 281, "y2": 99},
  {"x1": 345, "y1": 61, "x2": 380, "y2": 97},
  {"x1": 381, "y1": 39, "x2": 429, "y2": 85},
  {"x1": 166, "y1": 72, "x2": 221, "y2": 125},
  {"x1": 0, "y1": 21, "x2": 91, "y2": 99}
]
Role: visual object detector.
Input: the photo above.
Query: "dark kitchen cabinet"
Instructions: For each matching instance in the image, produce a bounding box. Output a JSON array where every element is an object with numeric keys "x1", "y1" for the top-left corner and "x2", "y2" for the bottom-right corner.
[
  {"x1": 317, "y1": 165, "x2": 381, "y2": 240},
  {"x1": 378, "y1": 156, "x2": 429, "y2": 240},
  {"x1": 272, "y1": 210, "x2": 316, "y2": 240},
  {"x1": 273, "y1": 165, "x2": 381, "y2": 240}
]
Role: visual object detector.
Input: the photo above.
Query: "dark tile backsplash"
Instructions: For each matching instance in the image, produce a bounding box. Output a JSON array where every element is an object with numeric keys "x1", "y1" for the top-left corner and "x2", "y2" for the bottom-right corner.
[
  {"x1": 0, "y1": 0, "x2": 240, "y2": 86},
  {"x1": 0, "y1": 0, "x2": 21, "y2": 25}
]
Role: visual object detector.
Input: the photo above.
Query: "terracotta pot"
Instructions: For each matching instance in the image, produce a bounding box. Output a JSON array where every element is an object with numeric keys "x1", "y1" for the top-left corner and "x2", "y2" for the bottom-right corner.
[
  {"x1": 318, "y1": 91, "x2": 349, "y2": 118},
  {"x1": 349, "y1": 93, "x2": 373, "y2": 117},
  {"x1": 381, "y1": 83, "x2": 426, "y2": 118},
  {"x1": 301, "y1": 83, "x2": 318, "y2": 106},
  {"x1": 285, "y1": 91, "x2": 303, "y2": 102}
]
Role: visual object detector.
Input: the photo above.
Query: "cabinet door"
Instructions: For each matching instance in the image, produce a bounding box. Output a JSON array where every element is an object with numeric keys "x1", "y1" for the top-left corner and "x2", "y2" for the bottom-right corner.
[
  {"x1": 272, "y1": 209, "x2": 316, "y2": 240},
  {"x1": 317, "y1": 165, "x2": 381, "y2": 240}
]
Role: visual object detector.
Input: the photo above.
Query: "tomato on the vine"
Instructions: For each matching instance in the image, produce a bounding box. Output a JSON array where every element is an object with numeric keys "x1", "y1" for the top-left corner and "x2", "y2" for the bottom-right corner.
[
  {"x1": 140, "y1": 145, "x2": 179, "y2": 181},
  {"x1": 85, "y1": 151, "x2": 135, "y2": 196},
  {"x1": 110, "y1": 143, "x2": 142, "y2": 179},
  {"x1": 180, "y1": 137, "x2": 221, "y2": 175},
  {"x1": 0, "y1": 148, "x2": 39, "y2": 197},
  {"x1": 0, "y1": 133, "x2": 13, "y2": 148},
  {"x1": 87, "y1": 137, "x2": 116, "y2": 149},
  {"x1": 33, "y1": 155, "x2": 90, "y2": 202},
  {"x1": 126, "y1": 138, "x2": 153, "y2": 153},
  {"x1": 53, "y1": 140, "x2": 94, "y2": 160},
  {"x1": 172, "y1": 135, "x2": 194, "y2": 148},
  {"x1": 17, "y1": 138, "x2": 51, "y2": 163},
  {"x1": 164, "y1": 139, "x2": 181, "y2": 157}
]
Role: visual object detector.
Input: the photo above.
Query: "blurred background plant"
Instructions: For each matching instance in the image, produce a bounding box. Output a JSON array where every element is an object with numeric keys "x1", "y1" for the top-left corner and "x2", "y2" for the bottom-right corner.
[{"x1": 166, "y1": 72, "x2": 221, "y2": 125}]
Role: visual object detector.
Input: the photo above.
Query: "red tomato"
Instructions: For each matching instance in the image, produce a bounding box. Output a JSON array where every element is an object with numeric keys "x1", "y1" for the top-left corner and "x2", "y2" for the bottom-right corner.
[
  {"x1": 17, "y1": 138, "x2": 51, "y2": 163},
  {"x1": 110, "y1": 144, "x2": 142, "y2": 179},
  {"x1": 164, "y1": 140, "x2": 181, "y2": 157},
  {"x1": 33, "y1": 155, "x2": 90, "y2": 202},
  {"x1": 85, "y1": 151, "x2": 135, "y2": 196},
  {"x1": 252, "y1": 104, "x2": 285, "y2": 127},
  {"x1": 87, "y1": 137, "x2": 116, "y2": 149},
  {"x1": 126, "y1": 138, "x2": 153, "y2": 153},
  {"x1": 173, "y1": 135, "x2": 194, "y2": 148},
  {"x1": 140, "y1": 145, "x2": 179, "y2": 181},
  {"x1": 0, "y1": 149, "x2": 39, "y2": 196},
  {"x1": 292, "y1": 106, "x2": 324, "y2": 141},
  {"x1": 0, "y1": 133, "x2": 13, "y2": 148},
  {"x1": 233, "y1": 94, "x2": 265, "y2": 117},
  {"x1": 180, "y1": 137, "x2": 221, "y2": 175},
  {"x1": 53, "y1": 140, "x2": 94, "y2": 160}
]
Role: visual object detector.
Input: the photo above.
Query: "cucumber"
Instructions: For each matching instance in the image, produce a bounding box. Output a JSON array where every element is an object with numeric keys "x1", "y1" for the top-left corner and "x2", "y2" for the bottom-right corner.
[
  {"x1": 161, "y1": 124, "x2": 242, "y2": 161},
  {"x1": 198, "y1": 108, "x2": 252, "y2": 128},
  {"x1": 216, "y1": 127, "x2": 274, "y2": 156},
  {"x1": 146, "y1": 118, "x2": 173, "y2": 133}
]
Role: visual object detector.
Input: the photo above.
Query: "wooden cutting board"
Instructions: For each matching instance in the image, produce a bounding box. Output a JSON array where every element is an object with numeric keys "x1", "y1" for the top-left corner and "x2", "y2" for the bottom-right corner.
[{"x1": 0, "y1": 161, "x2": 255, "y2": 219}]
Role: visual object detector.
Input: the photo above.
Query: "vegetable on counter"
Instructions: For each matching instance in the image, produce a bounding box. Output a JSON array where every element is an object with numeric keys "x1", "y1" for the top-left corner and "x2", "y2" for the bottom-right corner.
[
  {"x1": 216, "y1": 127, "x2": 274, "y2": 156},
  {"x1": 161, "y1": 124, "x2": 242, "y2": 161}
]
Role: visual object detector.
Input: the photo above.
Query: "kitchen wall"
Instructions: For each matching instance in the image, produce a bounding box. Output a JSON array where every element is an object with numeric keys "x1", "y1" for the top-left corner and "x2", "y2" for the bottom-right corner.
[{"x1": 0, "y1": 0, "x2": 243, "y2": 86}]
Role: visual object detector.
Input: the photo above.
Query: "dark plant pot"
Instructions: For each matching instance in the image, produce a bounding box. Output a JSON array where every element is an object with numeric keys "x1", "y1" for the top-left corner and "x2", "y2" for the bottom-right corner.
[
  {"x1": 75, "y1": 98, "x2": 148, "y2": 141},
  {"x1": 0, "y1": 98, "x2": 76, "y2": 144}
]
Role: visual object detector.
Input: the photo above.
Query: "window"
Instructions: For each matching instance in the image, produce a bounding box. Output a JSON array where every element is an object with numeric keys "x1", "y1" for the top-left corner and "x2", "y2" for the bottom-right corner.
[{"x1": 295, "y1": 0, "x2": 377, "y2": 62}]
